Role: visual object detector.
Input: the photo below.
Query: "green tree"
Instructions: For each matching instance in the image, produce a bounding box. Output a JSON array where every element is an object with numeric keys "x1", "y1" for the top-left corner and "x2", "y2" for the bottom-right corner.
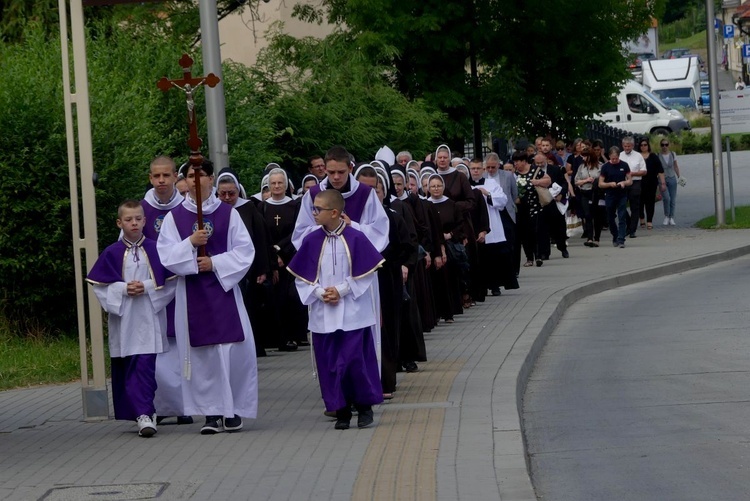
[
  {"x1": 295, "y1": 0, "x2": 662, "y2": 139},
  {"x1": 251, "y1": 25, "x2": 444, "y2": 175}
]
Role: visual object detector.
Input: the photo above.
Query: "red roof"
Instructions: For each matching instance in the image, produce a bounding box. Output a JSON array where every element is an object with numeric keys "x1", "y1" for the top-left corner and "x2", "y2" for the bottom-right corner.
[{"x1": 736, "y1": 3, "x2": 750, "y2": 20}]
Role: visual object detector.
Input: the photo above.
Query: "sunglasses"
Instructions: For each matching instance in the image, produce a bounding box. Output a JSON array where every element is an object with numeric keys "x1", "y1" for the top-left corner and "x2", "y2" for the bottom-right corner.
[
  {"x1": 661, "y1": 143, "x2": 669, "y2": 147},
  {"x1": 640, "y1": 143, "x2": 649, "y2": 147}
]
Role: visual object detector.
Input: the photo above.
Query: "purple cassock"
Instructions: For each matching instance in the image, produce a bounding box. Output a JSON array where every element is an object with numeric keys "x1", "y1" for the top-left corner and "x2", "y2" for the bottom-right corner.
[
  {"x1": 141, "y1": 194, "x2": 181, "y2": 338},
  {"x1": 169, "y1": 202, "x2": 245, "y2": 347}
]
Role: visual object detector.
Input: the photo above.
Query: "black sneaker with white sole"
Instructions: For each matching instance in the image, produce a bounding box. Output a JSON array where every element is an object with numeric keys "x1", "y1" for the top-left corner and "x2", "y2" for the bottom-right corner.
[
  {"x1": 224, "y1": 415, "x2": 243, "y2": 432},
  {"x1": 200, "y1": 415, "x2": 224, "y2": 435}
]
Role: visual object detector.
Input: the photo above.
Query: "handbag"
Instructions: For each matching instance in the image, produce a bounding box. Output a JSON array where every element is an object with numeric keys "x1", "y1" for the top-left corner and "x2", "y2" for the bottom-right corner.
[
  {"x1": 533, "y1": 166, "x2": 553, "y2": 206},
  {"x1": 678, "y1": 176, "x2": 687, "y2": 187},
  {"x1": 444, "y1": 240, "x2": 470, "y2": 271},
  {"x1": 565, "y1": 213, "x2": 583, "y2": 238}
]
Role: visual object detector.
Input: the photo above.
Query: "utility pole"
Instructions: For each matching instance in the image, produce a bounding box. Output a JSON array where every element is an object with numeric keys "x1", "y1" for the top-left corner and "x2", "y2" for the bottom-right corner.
[
  {"x1": 706, "y1": 0, "x2": 726, "y2": 225},
  {"x1": 199, "y1": 0, "x2": 230, "y2": 171}
]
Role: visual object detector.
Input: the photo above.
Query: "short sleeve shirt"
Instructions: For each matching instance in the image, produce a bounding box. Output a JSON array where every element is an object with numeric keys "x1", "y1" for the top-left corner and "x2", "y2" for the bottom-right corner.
[{"x1": 600, "y1": 161, "x2": 630, "y2": 184}]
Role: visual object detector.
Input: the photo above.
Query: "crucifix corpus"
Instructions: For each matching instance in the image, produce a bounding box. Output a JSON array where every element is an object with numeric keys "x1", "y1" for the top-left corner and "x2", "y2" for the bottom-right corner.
[{"x1": 157, "y1": 54, "x2": 221, "y2": 257}]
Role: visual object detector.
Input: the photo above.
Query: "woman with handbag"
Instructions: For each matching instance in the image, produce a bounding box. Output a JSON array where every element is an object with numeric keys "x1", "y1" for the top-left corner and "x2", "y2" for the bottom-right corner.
[
  {"x1": 512, "y1": 151, "x2": 551, "y2": 268},
  {"x1": 427, "y1": 174, "x2": 466, "y2": 323},
  {"x1": 574, "y1": 147, "x2": 603, "y2": 247}
]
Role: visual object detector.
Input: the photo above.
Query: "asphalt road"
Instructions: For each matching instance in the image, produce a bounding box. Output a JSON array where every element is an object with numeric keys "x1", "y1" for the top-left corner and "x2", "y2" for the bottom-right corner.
[
  {"x1": 523, "y1": 254, "x2": 750, "y2": 501},
  {"x1": 663, "y1": 149, "x2": 750, "y2": 225}
]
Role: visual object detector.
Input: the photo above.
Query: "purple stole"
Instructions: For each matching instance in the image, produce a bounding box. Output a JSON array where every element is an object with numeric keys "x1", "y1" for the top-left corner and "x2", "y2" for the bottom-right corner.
[
  {"x1": 287, "y1": 225, "x2": 384, "y2": 285},
  {"x1": 171, "y1": 203, "x2": 244, "y2": 347},
  {"x1": 308, "y1": 182, "x2": 372, "y2": 222},
  {"x1": 141, "y1": 199, "x2": 177, "y2": 337},
  {"x1": 87, "y1": 236, "x2": 171, "y2": 287}
]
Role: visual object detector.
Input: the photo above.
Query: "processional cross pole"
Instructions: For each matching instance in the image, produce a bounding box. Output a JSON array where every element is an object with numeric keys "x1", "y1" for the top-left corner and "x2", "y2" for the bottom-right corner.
[{"x1": 157, "y1": 54, "x2": 221, "y2": 257}]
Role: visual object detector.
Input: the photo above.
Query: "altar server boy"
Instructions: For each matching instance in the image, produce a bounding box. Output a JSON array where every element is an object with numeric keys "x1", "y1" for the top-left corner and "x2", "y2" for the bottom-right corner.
[{"x1": 86, "y1": 200, "x2": 176, "y2": 437}]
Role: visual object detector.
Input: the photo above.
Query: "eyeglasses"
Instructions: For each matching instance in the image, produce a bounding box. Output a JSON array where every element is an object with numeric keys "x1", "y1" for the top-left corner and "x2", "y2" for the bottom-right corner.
[
  {"x1": 311, "y1": 206, "x2": 334, "y2": 215},
  {"x1": 661, "y1": 143, "x2": 669, "y2": 147}
]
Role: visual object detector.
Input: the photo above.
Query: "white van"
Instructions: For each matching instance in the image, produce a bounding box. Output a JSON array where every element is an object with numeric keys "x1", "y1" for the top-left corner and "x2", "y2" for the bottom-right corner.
[
  {"x1": 642, "y1": 56, "x2": 701, "y2": 112},
  {"x1": 594, "y1": 80, "x2": 691, "y2": 135}
]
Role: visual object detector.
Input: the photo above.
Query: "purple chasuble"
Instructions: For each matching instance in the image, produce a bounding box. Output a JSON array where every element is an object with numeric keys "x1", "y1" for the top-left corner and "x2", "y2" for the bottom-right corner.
[
  {"x1": 170, "y1": 203, "x2": 245, "y2": 347},
  {"x1": 141, "y1": 199, "x2": 178, "y2": 337},
  {"x1": 308, "y1": 182, "x2": 372, "y2": 223},
  {"x1": 287, "y1": 225, "x2": 384, "y2": 285},
  {"x1": 87, "y1": 236, "x2": 171, "y2": 287}
]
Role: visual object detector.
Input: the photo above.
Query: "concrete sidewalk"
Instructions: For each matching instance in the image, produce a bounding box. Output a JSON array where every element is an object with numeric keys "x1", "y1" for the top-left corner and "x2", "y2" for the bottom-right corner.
[{"x1": 2, "y1": 153, "x2": 750, "y2": 500}]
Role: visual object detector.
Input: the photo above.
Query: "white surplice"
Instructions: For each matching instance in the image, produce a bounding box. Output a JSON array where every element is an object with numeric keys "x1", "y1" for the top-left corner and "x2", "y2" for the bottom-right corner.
[
  {"x1": 91, "y1": 243, "x2": 175, "y2": 358},
  {"x1": 157, "y1": 194, "x2": 258, "y2": 419}
]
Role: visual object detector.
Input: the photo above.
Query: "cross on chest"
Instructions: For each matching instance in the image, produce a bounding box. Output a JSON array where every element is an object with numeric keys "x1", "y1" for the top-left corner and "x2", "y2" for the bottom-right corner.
[{"x1": 274, "y1": 214, "x2": 282, "y2": 226}]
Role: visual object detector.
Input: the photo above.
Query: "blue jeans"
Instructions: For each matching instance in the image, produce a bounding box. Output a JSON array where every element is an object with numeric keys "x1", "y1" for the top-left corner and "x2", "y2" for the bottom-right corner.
[
  {"x1": 605, "y1": 190, "x2": 628, "y2": 244},
  {"x1": 662, "y1": 176, "x2": 677, "y2": 218}
]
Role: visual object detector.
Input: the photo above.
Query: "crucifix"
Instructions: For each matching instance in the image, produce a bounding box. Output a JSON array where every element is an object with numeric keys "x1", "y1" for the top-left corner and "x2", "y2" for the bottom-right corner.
[
  {"x1": 157, "y1": 54, "x2": 220, "y2": 257},
  {"x1": 274, "y1": 214, "x2": 282, "y2": 226}
]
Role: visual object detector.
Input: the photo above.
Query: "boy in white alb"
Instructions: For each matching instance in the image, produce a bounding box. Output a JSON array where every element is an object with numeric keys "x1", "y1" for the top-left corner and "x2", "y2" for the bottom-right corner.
[{"x1": 86, "y1": 200, "x2": 176, "y2": 437}]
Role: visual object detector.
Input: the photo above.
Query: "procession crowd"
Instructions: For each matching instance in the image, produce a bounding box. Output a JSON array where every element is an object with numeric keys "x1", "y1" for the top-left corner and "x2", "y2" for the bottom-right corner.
[{"x1": 86, "y1": 134, "x2": 683, "y2": 437}]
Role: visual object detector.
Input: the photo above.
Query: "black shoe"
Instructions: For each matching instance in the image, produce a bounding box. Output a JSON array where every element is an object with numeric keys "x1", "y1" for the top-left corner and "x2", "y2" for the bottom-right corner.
[
  {"x1": 200, "y1": 415, "x2": 223, "y2": 435},
  {"x1": 357, "y1": 408, "x2": 374, "y2": 428},
  {"x1": 629, "y1": 233, "x2": 637, "y2": 238},
  {"x1": 491, "y1": 288, "x2": 502, "y2": 296},
  {"x1": 335, "y1": 419, "x2": 350, "y2": 430},
  {"x1": 335, "y1": 408, "x2": 352, "y2": 430},
  {"x1": 224, "y1": 414, "x2": 242, "y2": 432},
  {"x1": 536, "y1": 259, "x2": 543, "y2": 267},
  {"x1": 279, "y1": 341, "x2": 298, "y2": 352},
  {"x1": 404, "y1": 361, "x2": 419, "y2": 373},
  {"x1": 561, "y1": 249, "x2": 569, "y2": 258}
]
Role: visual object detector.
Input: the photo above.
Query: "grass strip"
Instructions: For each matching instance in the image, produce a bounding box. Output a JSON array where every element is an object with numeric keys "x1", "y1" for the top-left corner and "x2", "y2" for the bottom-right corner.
[{"x1": 695, "y1": 205, "x2": 750, "y2": 229}]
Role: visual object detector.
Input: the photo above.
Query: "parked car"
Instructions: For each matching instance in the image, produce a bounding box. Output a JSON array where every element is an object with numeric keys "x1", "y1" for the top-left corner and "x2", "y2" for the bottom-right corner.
[
  {"x1": 681, "y1": 53, "x2": 705, "y2": 71},
  {"x1": 662, "y1": 47, "x2": 691, "y2": 59},
  {"x1": 628, "y1": 52, "x2": 656, "y2": 71}
]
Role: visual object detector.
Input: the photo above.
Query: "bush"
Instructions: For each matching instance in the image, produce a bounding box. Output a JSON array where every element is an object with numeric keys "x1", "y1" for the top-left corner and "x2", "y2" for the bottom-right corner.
[{"x1": 0, "y1": 25, "x2": 276, "y2": 335}]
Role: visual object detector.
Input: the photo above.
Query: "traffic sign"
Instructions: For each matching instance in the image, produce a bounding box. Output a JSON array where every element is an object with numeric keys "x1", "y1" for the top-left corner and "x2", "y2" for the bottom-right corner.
[
  {"x1": 725, "y1": 25, "x2": 735, "y2": 39},
  {"x1": 743, "y1": 44, "x2": 750, "y2": 59},
  {"x1": 715, "y1": 18, "x2": 721, "y2": 30}
]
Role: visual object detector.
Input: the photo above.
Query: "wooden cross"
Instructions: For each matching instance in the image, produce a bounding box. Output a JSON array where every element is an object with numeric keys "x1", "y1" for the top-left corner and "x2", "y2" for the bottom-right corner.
[
  {"x1": 274, "y1": 214, "x2": 282, "y2": 226},
  {"x1": 158, "y1": 54, "x2": 220, "y2": 257}
]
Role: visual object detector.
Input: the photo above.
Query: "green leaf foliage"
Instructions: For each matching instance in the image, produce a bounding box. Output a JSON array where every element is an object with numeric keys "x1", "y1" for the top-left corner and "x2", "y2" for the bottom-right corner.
[
  {"x1": 252, "y1": 26, "x2": 444, "y2": 177},
  {"x1": 0, "y1": 22, "x2": 275, "y2": 335},
  {"x1": 309, "y1": 0, "x2": 659, "y2": 139}
]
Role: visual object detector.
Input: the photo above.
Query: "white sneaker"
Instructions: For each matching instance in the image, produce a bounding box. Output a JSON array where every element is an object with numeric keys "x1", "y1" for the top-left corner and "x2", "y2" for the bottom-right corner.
[
  {"x1": 663, "y1": 217, "x2": 670, "y2": 226},
  {"x1": 669, "y1": 218, "x2": 676, "y2": 226},
  {"x1": 137, "y1": 414, "x2": 157, "y2": 437}
]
